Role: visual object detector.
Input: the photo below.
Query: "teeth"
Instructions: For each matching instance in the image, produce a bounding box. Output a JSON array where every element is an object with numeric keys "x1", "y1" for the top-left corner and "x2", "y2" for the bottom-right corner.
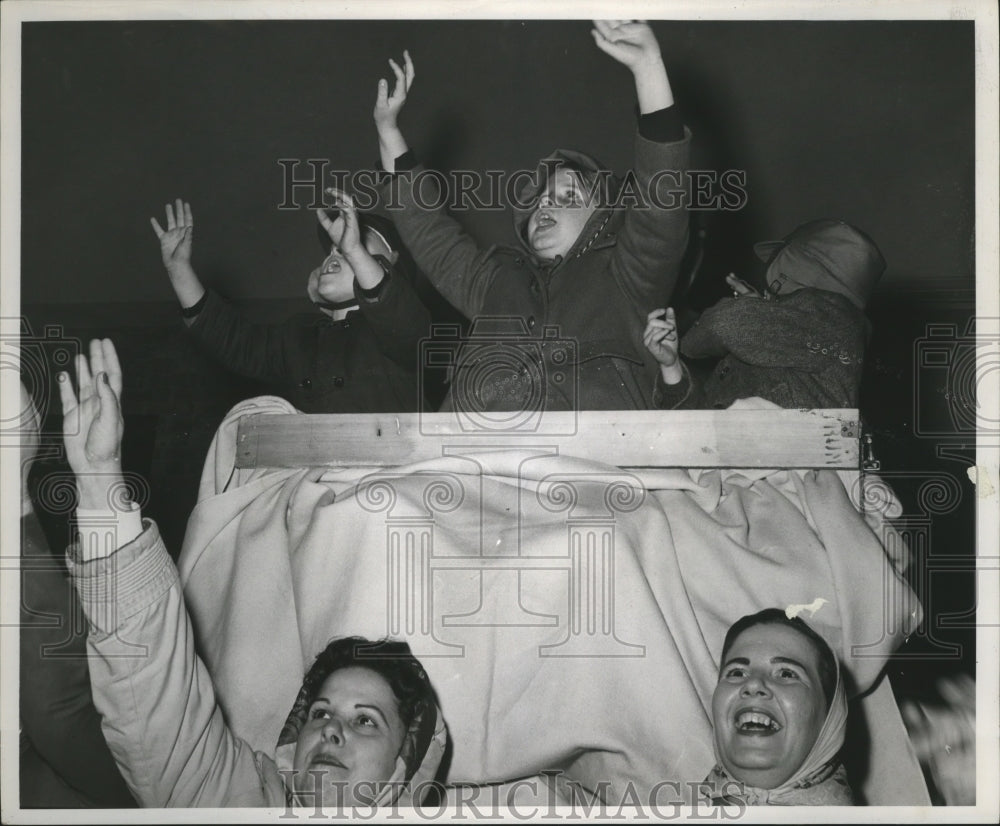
[{"x1": 736, "y1": 711, "x2": 779, "y2": 730}]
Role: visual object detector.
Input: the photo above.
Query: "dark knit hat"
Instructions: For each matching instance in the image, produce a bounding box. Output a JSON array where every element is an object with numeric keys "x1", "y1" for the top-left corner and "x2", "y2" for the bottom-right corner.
[{"x1": 754, "y1": 220, "x2": 886, "y2": 309}]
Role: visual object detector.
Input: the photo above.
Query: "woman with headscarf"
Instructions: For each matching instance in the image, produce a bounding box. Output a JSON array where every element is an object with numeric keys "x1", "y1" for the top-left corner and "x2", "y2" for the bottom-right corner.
[
  {"x1": 702, "y1": 608, "x2": 853, "y2": 806},
  {"x1": 57, "y1": 338, "x2": 447, "y2": 809}
]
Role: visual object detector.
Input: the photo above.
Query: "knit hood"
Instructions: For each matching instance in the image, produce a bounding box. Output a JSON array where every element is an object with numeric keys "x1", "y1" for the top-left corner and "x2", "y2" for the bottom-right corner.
[{"x1": 512, "y1": 148, "x2": 622, "y2": 264}]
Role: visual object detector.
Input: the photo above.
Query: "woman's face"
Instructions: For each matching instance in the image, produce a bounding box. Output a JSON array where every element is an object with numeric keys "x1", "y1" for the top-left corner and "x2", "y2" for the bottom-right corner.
[
  {"x1": 711, "y1": 624, "x2": 828, "y2": 791},
  {"x1": 292, "y1": 666, "x2": 407, "y2": 807}
]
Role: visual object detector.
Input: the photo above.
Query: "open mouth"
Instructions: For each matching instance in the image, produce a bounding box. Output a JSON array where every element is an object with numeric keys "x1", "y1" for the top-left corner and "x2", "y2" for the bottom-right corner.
[
  {"x1": 534, "y1": 214, "x2": 556, "y2": 231},
  {"x1": 734, "y1": 709, "x2": 782, "y2": 735}
]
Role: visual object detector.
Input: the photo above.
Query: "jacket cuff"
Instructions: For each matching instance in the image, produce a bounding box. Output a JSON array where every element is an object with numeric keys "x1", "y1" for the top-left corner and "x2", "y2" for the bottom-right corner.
[
  {"x1": 354, "y1": 255, "x2": 393, "y2": 302},
  {"x1": 652, "y1": 361, "x2": 695, "y2": 409},
  {"x1": 637, "y1": 105, "x2": 684, "y2": 143},
  {"x1": 66, "y1": 519, "x2": 178, "y2": 634},
  {"x1": 374, "y1": 149, "x2": 418, "y2": 175}
]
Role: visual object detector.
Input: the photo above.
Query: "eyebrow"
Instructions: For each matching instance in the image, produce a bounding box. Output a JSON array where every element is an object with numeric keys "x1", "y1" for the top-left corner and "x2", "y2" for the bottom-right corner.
[
  {"x1": 720, "y1": 656, "x2": 809, "y2": 671},
  {"x1": 354, "y1": 703, "x2": 388, "y2": 725},
  {"x1": 771, "y1": 657, "x2": 809, "y2": 671}
]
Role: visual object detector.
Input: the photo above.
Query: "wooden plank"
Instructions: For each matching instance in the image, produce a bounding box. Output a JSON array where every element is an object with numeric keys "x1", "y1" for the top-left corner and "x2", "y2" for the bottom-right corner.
[{"x1": 236, "y1": 409, "x2": 860, "y2": 469}]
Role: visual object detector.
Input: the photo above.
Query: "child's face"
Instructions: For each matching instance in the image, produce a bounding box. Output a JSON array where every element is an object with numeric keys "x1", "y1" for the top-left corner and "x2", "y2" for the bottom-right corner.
[
  {"x1": 292, "y1": 666, "x2": 407, "y2": 806},
  {"x1": 525, "y1": 168, "x2": 598, "y2": 261},
  {"x1": 307, "y1": 219, "x2": 394, "y2": 306},
  {"x1": 711, "y1": 624, "x2": 828, "y2": 790}
]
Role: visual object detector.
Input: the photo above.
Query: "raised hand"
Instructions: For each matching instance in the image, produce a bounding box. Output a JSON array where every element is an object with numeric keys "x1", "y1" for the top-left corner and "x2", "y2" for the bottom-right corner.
[
  {"x1": 592, "y1": 21, "x2": 672, "y2": 114},
  {"x1": 373, "y1": 50, "x2": 414, "y2": 131},
  {"x1": 319, "y1": 189, "x2": 364, "y2": 260},
  {"x1": 319, "y1": 189, "x2": 385, "y2": 291},
  {"x1": 591, "y1": 20, "x2": 661, "y2": 71},
  {"x1": 150, "y1": 199, "x2": 194, "y2": 271},
  {"x1": 58, "y1": 338, "x2": 124, "y2": 490}
]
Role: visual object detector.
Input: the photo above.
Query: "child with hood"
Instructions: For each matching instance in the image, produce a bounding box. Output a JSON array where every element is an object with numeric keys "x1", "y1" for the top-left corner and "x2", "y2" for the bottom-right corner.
[
  {"x1": 151, "y1": 190, "x2": 430, "y2": 413},
  {"x1": 56, "y1": 339, "x2": 447, "y2": 808},
  {"x1": 372, "y1": 21, "x2": 691, "y2": 413},
  {"x1": 703, "y1": 608, "x2": 854, "y2": 806},
  {"x1": 645, "y1": 219, "x2": 886, "y2": 409}
]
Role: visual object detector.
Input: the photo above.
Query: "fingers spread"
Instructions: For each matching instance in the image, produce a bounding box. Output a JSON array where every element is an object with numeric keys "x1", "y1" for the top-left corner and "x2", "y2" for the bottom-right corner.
[
  {"x1": 184, "y1": 201, "x2": 194, "y2": 229},
  {"x1": 165, "y1": 202, "x2": 176, "y2": 231},
  {"x1": 150, "y1": 216, "x2": 165, "y2": 238}
]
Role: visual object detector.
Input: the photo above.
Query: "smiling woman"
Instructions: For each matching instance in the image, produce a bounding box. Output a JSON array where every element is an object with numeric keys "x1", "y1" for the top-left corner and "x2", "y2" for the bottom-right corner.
[{"x1": 704, "y1": 608, "x2": 852, "y2": 806}]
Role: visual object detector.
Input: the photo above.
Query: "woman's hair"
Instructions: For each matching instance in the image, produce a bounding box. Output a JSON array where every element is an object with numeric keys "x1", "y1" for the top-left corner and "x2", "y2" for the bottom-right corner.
[
  {"x1": 720, "y1": 609, "x2": 838, "y2": 709},
  {"x1": 278, "y1": 636, "x2": 438, "y2": 779}
]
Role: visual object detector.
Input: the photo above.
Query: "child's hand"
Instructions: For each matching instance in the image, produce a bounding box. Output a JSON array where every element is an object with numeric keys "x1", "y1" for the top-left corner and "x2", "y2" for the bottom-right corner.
[
  {"x1": 319, "y1": 189, "x2": 385, "y2": 291},
  {"x1": 58, "y1": 338, "x2": 125, "y2": 508},
  {"x1": 319, "y1": 189, "x2": 366, "y2": 261},
  {"x1": 644, "y1": 307, "x2": 679, "y2": 367},
  {"x1": 150, "y1": 199, "x2": 194, "y2": 271},
  {"x1": 725, "y1": 272, "x2": 764, "y2": 299},
  {"x1": 591, "y1": 21, "x2": 661, "y2": 72},
  {"x1": 373, "y1": 50, "x2": 414, "y2": 132}
]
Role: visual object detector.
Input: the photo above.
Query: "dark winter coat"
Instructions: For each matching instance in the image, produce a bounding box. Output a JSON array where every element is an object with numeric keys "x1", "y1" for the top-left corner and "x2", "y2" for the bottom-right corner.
[
  {"x1": 377, "y1": 127, "x2": 691, "y2": 413},
  {"x1": 185, "y1": 268, "x2": 429, "y2": 413},
  {"x1": 655, "y1": 287, "x2": 868, "y2": 410}
]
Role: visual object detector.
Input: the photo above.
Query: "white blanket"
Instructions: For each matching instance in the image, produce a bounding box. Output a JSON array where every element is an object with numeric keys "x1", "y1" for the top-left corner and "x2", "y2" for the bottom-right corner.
[{"x1": 178, "y1": 397, "x2": 921, "y2": 804}]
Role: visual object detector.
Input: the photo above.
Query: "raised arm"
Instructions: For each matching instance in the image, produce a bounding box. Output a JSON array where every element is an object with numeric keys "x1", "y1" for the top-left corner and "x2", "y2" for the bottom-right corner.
[
  {"x1": 372, "y1": 51, "x2": 498, "y2": 317},
  {"x1": 151, "y1": 199, "x2": 205, "y2": 314},
  {"x1": 59, "y1": 341, "x2": 268, "y2": 807},
  {"x1": 151, "y1": 200, "x2": 295, "y2": 382},
  {"x1": 320, "y1": 189, "x2": 432, "y2": 367},
  {"x1": 593, "y1": 21, "x2": 691, "y2": 309},
  {"x1": 373, "y1": 50, "x2": 414, "y2": 174}
]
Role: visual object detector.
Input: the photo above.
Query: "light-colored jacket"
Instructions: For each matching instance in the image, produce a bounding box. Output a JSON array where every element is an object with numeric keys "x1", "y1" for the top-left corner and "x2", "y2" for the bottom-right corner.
[{"x1": 67, "y1": 520, "x2": 289, "y2": 807}]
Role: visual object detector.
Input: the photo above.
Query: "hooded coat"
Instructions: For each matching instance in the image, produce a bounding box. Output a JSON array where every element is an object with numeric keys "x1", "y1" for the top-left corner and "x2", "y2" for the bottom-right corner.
[
  {"x1": 67, "y1": 520, "x2": 447, "y2": 809},
  {"x1": 378, "y1": 127, "x2": 691, "y2": 412}
]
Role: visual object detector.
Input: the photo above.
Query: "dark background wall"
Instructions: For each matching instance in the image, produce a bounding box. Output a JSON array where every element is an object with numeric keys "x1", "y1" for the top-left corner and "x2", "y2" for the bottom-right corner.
[
  {"x1": 17, "y1": 21, "x2": 979, "y2": 799},
  {"x1": 21, "y1": 19, "x2": 973, "y2": 304}
]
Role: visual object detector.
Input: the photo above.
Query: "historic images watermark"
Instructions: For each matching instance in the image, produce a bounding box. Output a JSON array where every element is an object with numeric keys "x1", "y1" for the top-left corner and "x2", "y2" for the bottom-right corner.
[
  {"x1": 276, "y1": 161, "x2": 749, "y2": 213},
  {"x1": 276, "y1": 771, "x2": 748, "y2": 820}
]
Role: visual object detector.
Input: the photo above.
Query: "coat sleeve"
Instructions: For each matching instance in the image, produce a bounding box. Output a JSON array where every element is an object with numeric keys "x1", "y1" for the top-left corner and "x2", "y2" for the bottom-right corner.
[
  {"x1": 185, "y1": 289, "x2": 294, "y2": 383},
  {"x1": 610, "y1": 128, "x2": 692, "y2": 311},
  {"x1": 355, "y1": 265, "x2": 432, "y2": 370},
  {"x1": 651, "y1": 361, "x2": 702, "y2": 409},
  {"x1": 681, "y1": 293, "x2": 837, "y2": 370},
  {"x1": 378, "y1": 169, "x2": 499, "y2": 318},
  {"x1": 67, "y1": 521, "x2": 271, "y2": 808}
]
